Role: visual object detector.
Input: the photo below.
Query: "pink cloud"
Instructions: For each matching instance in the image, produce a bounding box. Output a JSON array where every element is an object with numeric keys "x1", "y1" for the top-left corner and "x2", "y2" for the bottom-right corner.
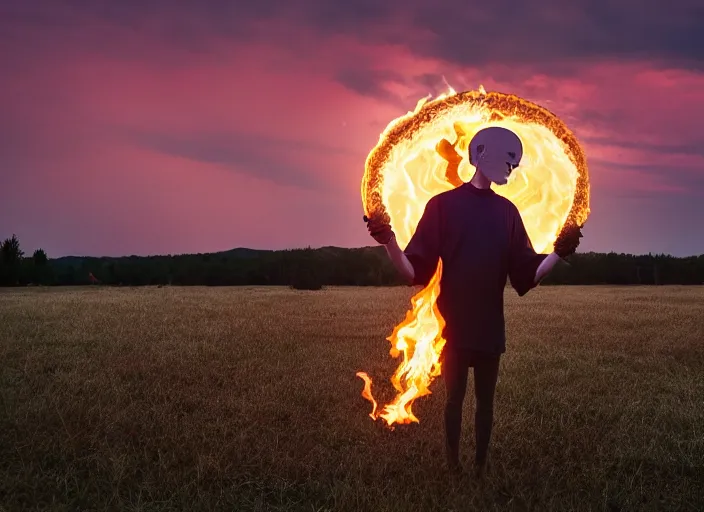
[{"x1": 2, "y1": 17, "x2": 704, "y2": 257}]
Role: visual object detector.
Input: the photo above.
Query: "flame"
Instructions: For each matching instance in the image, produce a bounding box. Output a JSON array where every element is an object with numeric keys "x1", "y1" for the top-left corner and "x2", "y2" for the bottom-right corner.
[
  {"x1": 358, "y1": 88, "x2": 590, "y2": 427},
  {"x1": 355, "y1": 372, "x2": 378, "y2": 419}
]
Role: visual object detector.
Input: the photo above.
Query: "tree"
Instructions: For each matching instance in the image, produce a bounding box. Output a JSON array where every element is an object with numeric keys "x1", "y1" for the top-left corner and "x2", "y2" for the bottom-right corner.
[
  {"x1": 33, "y1": 249, "x2": 48, "y2": 266},
  {"x1": 0, "y1": 234, "x2": 24, "y2": 285},
  {"x1": 29, "y1": 248, "x2": 53, "y2": 285},
  {"x1": 1, "y1": 234, "x2": 23, "y2": 265}
]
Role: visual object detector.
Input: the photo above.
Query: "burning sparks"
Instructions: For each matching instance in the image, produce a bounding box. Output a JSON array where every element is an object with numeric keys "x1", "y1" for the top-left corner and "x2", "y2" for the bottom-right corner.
[{"x1": 358, "y1": 87, "x2": 590, "y2": 427}]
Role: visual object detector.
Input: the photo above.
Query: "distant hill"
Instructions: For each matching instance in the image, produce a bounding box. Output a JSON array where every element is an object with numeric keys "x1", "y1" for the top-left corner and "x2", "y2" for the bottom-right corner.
[
  {"x1": 51, "y1": 245, "x2": 382, "y2": 264},
  {"x1": 222, "y1": 248, "x2": 272, "y2": 259}
]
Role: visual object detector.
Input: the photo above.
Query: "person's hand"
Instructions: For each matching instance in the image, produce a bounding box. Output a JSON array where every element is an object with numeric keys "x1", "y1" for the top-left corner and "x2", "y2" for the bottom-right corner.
[
  {"x1": 554, "y1": 224, "x2": 583, "y2": 258},
  {"x1": 435, "y1": 138, "x2": 463, "y2": 164},
  {"x1": 364, "y1": 214, "x2": 395, "y2": 245}
]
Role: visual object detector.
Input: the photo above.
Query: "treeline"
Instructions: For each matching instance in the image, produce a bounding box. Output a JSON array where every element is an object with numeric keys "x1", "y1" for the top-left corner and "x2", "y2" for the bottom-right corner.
[
  {"x1": 1, "y1": 234, "x2": 703, "y2": 288},
  {"x1": 0, "y1": 235, "x2": 52, "y2": 287}
]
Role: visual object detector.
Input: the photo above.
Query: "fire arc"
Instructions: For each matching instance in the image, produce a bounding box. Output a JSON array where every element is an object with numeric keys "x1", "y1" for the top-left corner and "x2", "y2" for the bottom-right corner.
[{"x1": 357, "y1": 88, "x2": 591, "y2": 427}]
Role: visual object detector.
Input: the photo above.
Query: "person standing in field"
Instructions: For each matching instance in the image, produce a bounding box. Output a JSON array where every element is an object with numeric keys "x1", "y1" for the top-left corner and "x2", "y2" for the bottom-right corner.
[{"x1": 365, "y1": 127, "x2": 583, "y2": 477}]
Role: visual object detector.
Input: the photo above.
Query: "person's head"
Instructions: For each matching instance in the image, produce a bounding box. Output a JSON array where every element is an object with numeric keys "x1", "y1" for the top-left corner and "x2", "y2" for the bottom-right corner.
[{"x1": 468, "y1": 127, "x2": 523, "y2": 185}]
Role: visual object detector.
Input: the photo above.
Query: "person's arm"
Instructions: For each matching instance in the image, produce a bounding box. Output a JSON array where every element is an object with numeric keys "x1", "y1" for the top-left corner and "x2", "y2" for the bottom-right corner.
[
  {"x1": 508, "y1": 208, "x2": 549, "y2": 296},
  {"x1": 510, "y1": 215, "x2": 584, "y2": 292},
  {"x1": 366, "y1": 197, "x2": 442, "y2": 287},
  {"x1": 382, "y1": 236, "x2": 415, "y2": 283},
  {"x1": 534, "y1": 252, "x2": 561, "y2": 284},
  {"x1": 401, "y1": 197, "x2": 442, "y2": 287}
]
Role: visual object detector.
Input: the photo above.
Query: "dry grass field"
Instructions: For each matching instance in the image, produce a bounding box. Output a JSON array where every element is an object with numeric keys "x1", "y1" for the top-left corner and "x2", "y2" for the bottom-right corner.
[{"x1": 1, "y1": 285, "x2": 703, "y2": 511}]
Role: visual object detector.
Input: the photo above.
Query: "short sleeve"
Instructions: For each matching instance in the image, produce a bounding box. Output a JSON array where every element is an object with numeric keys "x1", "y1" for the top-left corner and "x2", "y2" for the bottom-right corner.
[
  {"x1": 403, "y1": 197, "x2": 442, "y2": 287},
  {"x1": 508, "y1": 207, "x2": 548, "y2": 296}
]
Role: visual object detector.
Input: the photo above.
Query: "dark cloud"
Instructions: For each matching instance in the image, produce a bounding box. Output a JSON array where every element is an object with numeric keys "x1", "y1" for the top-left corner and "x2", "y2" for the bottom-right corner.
[
  {"x1": 334, "y1": 69, "x2": 407, "y2": 102},
  {"x1": 582, "y1": 137, "x2": 704, "y2": 158},
  {"x1": 407, "y1": 0, "x2": 703, "y2": 67},
  {"x1": 590, "y1": 159, "x2": 704, "y2": 190},
  {"x1": 134, "y1": 130, "x2": 358, "y2": 191},
  {"x1": 4, "y1": 0, "x2": 702, "y2": 70}
]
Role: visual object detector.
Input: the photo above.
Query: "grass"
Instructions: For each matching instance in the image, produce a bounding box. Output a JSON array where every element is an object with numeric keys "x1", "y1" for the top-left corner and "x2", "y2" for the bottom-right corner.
[{"x1": 0, "y1": 285, "x2": 703, "y2": 511}]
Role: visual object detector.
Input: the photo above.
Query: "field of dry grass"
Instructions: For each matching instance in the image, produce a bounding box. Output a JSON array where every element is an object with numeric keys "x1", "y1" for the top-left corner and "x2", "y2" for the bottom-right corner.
[{"x1": 1, "y1": 285, "x2": 703, "y2": 511}]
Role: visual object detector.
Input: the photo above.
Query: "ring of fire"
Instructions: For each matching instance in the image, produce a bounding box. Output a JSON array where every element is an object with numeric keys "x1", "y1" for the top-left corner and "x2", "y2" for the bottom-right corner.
[{"x1": 357, "y1": 88, "x2": 591, "y2": 427}]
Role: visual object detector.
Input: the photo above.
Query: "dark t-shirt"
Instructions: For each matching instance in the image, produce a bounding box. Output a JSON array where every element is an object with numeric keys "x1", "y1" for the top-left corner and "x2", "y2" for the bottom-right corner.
[{"x1": 403, "y1": 183, "x2": 547, "y2": 354}]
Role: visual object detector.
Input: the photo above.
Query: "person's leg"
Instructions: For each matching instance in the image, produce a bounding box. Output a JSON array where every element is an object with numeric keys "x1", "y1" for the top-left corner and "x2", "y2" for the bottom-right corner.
[
  {"x1": 443, "y1": 347, "x2": 469, "y2": 471},
  {"x1": 472, "y1": 353, "x2": 501, "y2": 475}
]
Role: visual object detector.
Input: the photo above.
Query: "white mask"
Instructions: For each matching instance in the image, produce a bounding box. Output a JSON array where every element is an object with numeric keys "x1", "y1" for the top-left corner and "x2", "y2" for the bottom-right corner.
[{"x1": 468, "y1": 127, "x2": 523, "y2": 185}]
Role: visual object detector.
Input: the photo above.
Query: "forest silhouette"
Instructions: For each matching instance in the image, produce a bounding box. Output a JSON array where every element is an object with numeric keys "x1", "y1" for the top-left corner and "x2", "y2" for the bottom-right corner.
[{"x1": 1, "y1": 234, "x2": 703, "y2": 289}]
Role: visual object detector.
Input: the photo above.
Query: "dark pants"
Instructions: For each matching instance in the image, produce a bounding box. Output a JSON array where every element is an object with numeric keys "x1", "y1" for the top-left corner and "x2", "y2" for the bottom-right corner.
[{"x1": 442, "y1": 346, "x2": 501, "y2": 466}]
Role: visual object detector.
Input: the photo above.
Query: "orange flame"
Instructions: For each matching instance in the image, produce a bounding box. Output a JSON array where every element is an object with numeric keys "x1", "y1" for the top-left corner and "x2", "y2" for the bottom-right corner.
[
  {"x1": 355, "y1": 372, "x2": 378, "y2": 420},
  {"x1": 358, "y1": 87, "x2": 590, "y2": 427}
]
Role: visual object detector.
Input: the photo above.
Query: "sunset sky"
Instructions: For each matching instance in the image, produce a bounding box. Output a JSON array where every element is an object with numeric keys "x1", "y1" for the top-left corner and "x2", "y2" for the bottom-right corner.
[{"x1": 2, "y1": 1, "x2": 703, "y2": 258}]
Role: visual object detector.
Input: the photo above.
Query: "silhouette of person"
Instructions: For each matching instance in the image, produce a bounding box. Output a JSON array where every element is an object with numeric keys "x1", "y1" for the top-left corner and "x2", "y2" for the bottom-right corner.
[{"x1": 366, "y1": 126, "x2": 583, "y2": 477}]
